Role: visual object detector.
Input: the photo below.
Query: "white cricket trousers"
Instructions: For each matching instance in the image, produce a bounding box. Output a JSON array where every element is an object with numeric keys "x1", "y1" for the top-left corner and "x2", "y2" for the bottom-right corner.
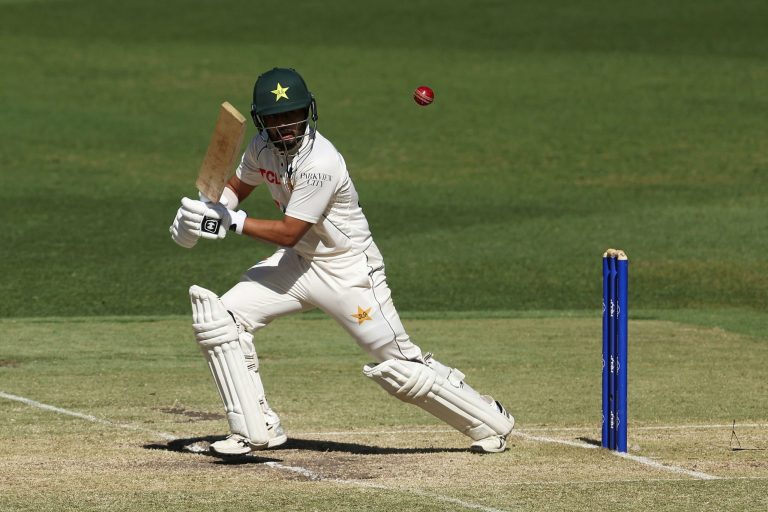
[{"x1": 221, "y1": 243, "x2": 423, "y2": 363}]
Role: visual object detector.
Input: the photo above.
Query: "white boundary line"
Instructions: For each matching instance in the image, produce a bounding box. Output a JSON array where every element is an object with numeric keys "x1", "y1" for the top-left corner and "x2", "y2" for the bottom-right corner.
[
  {"x1": 1, "y1": 392, "x2": 729, "y2": 483},
  {"x1": 0, "y1": 391, "x2": 509, "y2": 512}
]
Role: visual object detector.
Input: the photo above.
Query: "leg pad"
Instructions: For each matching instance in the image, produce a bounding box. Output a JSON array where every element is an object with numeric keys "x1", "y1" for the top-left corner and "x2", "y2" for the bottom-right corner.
[
  {"x1": 363, "y1": 357, "x2": 514, "y2": 441},
  {"x1": 190, "y1": 285, "x2": 269, "y2": 446}
]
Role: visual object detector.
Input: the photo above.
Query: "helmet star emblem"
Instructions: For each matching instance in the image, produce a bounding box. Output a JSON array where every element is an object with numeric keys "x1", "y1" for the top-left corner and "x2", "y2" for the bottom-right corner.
[
  {"x1": 351, "y1": 306, "x2": 373, "y2": 325},
  {"x1": 271, "y1": 83, "x2": 290, "y2": 101}
]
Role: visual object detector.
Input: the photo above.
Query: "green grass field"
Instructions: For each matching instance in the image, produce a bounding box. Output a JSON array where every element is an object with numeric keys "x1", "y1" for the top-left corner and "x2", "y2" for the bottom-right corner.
[
  {"x1": 1, "y1": 0, "x2": 767, "y2": 510},
  {"x1": 1, "y1": 314, "x2": 766, "y2": 510}
]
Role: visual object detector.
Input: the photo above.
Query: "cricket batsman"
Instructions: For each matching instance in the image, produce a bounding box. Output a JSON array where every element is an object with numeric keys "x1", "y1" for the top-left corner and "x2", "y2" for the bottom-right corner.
[{"x1": 169, "y1": 68, "x2": 515, "y2": 455}]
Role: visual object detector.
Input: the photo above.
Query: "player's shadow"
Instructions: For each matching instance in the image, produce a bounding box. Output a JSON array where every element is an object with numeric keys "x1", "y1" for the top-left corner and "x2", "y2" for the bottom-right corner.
[
  {"x1": 144, "y1": 435, "x2": 465, "y2": 460},
  {"x1": 144, "y1": 436, "x2": 282, "y2": 464},
  {"x1": 283, "y1": 437, "x2": 466, "y2": 454}
]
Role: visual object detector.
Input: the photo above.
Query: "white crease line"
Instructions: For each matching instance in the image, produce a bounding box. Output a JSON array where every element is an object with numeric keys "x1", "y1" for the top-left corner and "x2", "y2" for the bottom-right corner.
[
  {"x1": 0, "y1": 391, "x2": 176, "y2": 441},
  {"x1": 614, "y1": 452, "x2": 719, "y2": 480},
  {"x1": 519, "y1": 423, "x2": 768, "y2": 432},
  {"x1": 1, "y1": 391, "x2": 511, "y2": 512},
  {"x1": 265, "y1": 461, "x2": 322, "y2": 480},
  {"x1": 510, "y1": 431, "x2": 600, "y2": 450},
  {"x1": 509, "y1": 430, "x2": 720, "y2": 481}
]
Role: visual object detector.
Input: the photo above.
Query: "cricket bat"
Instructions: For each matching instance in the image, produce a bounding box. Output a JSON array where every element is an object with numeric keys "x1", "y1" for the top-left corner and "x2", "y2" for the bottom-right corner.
[{"x1": 195, "y1": 101, "x2": 247, "y2": 203}]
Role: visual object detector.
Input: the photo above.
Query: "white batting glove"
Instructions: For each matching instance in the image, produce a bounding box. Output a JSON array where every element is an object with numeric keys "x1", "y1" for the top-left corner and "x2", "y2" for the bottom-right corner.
[
  {"x1": 203, "y1": 203, "x2": 247, "y2": 236},
  {"x1": 169, "y1": 207, "x2": 199, "y2": 248},
  {"x1": 175, "y1": 197, "x2": 247, "y2": 241}
]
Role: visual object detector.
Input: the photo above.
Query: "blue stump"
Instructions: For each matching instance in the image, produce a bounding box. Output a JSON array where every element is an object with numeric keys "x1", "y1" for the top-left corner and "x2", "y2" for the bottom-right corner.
[{"x1": 602, "y1": 250, "x2": 628, "y2": 452}]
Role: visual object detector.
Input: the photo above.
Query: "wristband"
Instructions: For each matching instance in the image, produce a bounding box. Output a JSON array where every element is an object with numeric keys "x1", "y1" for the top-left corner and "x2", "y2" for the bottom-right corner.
[
  {"x1": 220, "y1": 186, "x2": 240, "y2": 210},
  {"x1": 228, "y1": 209, "x2": 247, "y2": 235}
]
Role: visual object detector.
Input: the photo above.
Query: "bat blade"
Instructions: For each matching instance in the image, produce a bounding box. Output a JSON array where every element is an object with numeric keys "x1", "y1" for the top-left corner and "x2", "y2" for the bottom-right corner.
[{"x1": 195, "y1": 101, "x2": 247, "y2": 203}]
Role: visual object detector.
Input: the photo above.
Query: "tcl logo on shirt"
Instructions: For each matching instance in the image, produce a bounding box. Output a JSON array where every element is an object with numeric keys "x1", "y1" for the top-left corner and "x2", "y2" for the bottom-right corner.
[{"x1": 259, "y1": 168, "x2": 281, "y2": 185}]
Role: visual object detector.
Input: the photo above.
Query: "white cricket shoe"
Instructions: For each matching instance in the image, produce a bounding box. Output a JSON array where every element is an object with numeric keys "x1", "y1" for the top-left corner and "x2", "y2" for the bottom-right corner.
[
  {"x1": 265, "y1": 419, "x2": 288, "y2": 448},
  {"x1": 469, "y1": 397, "x2": 515, "y2": 453},
  {"x1": 210, "y1": 434, "x2": 256, "y2": 456},
  {"x1": 210, "y1": 420, "x2": 287, "y2": 456},
  {"x1": 470, "y1": 434, "x2": 508, "y2": 453}
]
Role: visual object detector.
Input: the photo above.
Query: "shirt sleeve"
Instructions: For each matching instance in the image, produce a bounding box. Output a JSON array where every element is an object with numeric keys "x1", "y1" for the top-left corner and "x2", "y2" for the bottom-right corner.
[
  {"x1": 284, "y1": 161, "x2": 339, "y2": 224},
  {"x1": 235, "y1": 137, "x2": 266, "y2": 186}
]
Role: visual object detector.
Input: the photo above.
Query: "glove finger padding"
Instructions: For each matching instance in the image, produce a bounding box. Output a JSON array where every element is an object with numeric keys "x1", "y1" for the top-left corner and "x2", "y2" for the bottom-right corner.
[
  {"x1": 169, "y1": 212, "x2": 199, "y2": 247},
  {"x1": 181, "y1": 212, "x2": 204, "y2": 225},
  {"x1": 181, "y1": 196, "x2": 209, "y2": 215},
  {"x1": 178, "y1": 203, "x2": 205, "y2": 235},
  {"x1": 170, "y1": 225, "x2": 198, "y2": 248},
  {"x1": 176, "y1": 233, "x2": 198, "y2": 248},
  {"x1": 181, "y1": 217, "x2": 204, "y2": 232}
]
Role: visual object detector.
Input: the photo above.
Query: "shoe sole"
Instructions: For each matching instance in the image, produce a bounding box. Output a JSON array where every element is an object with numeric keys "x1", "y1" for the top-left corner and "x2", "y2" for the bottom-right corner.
[
  {"x1": 265, "y1": 434, "x2": 287, "y2": 449},
  {"x1": 210, "y1": 447, "x2": 253, "y2": 457},
  {"x1": 469, "y1": 442, "x2": 506, "y2": 453}
]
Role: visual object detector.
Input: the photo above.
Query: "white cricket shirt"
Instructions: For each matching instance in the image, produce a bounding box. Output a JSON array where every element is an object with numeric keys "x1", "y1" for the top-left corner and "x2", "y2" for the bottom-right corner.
[{"x1": 235, "y1": 130, "x2": 374, "y2": 260}]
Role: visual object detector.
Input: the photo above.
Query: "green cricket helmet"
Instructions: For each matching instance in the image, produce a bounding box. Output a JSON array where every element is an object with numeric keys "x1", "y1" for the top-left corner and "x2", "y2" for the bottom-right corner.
[
  {"x1": 251, "y1": 68, "x2": 317, "y2": 122},
  {"x1": 250, "y1": 67, "x2": 317, "y2": 154}
]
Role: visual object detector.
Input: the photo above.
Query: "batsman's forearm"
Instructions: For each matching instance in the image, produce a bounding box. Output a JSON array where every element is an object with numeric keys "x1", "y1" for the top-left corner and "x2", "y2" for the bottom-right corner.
[
  {"x1": 240, "y1": 218, "x2": 307, "y2": 247},
  {"x1": 226, "y1": 176, "x2": 256, "y2": 205}
]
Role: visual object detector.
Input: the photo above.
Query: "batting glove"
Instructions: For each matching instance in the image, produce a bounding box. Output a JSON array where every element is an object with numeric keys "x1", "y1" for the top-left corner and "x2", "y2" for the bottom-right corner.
[
  {"x1": 169, "y1": 207, "x2": 199, "y2": 248},
  {"x1": 176, "y1": 197, "x2": 247, "y2": 241}
]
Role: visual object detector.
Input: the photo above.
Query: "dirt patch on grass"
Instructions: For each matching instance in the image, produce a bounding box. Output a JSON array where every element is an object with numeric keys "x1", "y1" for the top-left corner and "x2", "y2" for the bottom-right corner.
[
  {"x1": 0, "y1": 359, "x2": 20, "y2": 367},
  {"x1": 157, "y1": 405, "x2": 223, "y2": 421}
]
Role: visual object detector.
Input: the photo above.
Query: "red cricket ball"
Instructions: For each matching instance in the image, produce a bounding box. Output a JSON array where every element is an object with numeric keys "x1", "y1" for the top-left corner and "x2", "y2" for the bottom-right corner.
[{"x1": 413, "y1": 85, "x2": 434, "y2": 106}]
